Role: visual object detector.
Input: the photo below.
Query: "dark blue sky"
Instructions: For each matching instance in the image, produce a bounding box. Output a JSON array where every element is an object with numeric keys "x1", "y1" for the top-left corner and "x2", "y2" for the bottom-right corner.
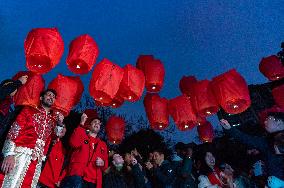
[{"x1": 1, "y1": 0, "x2": 283, "y2": 143}]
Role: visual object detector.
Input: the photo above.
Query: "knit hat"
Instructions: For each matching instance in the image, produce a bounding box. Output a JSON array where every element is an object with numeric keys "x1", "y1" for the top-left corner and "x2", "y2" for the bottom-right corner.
[
  {"x1": 0, "y1": 79, "x2": 22, "y2": 95},
  {"x1": 258, "y1": 106, "x2": 284, "y2": 127},
  {"x1": 175, "y1": 142, "x2": 185, "y2": 151},
  {"x1": 84, "y1": 109, "x2": 100, "y2": 125}
]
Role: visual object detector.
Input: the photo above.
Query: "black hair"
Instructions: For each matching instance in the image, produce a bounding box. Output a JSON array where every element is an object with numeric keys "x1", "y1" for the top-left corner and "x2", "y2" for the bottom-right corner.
[
  {"x1": 40, "y1": 89, "x2": 57, "y2": 98},
  {"x1": 0, "y1": 79, "x2": 22, "y2": 95},
  {"x1": 195, "y1": 143, "x2": 217, "y2": 175}
]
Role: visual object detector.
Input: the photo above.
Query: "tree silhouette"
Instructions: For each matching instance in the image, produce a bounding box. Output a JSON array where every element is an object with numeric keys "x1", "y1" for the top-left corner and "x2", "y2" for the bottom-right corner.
[{"x1": 74, "y1": 94, "x2": 176, "y2": 149}]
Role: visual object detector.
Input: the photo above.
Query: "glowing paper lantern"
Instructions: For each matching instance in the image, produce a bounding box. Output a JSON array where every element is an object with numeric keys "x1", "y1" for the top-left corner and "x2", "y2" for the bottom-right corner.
[
  {"x1": 95, "y1": 94, "x2": 124, "y2": 108},
  {"x1": 259, "y1": 55, "x2": 284, "y2": 81},
  {"x1": 136, "y1": 55, "x2": 154, "y2": 71},
  {"x1": 13, "y1": 71, "x2": 45, "y2": 108},
  {"x1": 143, "y1": 59, "x2": 165, "y2": 92},
  {"x1": 110, "y1": 95, "x2": 124, "y2": 108},
  {"x1": 144, "y1": 93, "x2": 169, "y2": 130},
  {"x1": 211, "y1": 69, "x2": 251, "y2": 114},
  {"x1": 89, "y1": 58, "x2": 124, "y2": 105},
  {"x1": 179, "y1": 76, "x2": 197, "y2": 98},
  {"x1": 106, "y1": 116, "x2": 125, "y2": 144},
  {"x1": 192, "y1": 80, "x2": 219, "y2": 117},
  {"x1": 48, "y1": 74, "x2": 84, "y2": 116},
  {"x1": 24, "y1": 28, "x2": 64, "y2": 74},
  {"x1": 272, "y1": 85, "x2": 284, "y2": 108},
  {"x1": 197, "y1": 121, "x2": 214, "y2": 143},
  {"x1": 118, "y1": 64, "x2": 145, "y2": 102},
  {"x1": 168, "y1": 95, "x2": 197, "y2": 131},
  {"x1": 72, "y1": 77, "x2": 84, "y2": 105},
  {"x1": 66, "y1": 34, "x2": 99, "y2": 74}
]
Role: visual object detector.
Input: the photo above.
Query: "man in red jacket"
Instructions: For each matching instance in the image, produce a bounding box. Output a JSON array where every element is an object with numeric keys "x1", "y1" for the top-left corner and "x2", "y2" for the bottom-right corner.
[
  {"x1": 61, "y1": 109, "x2": 108, "y2": 188},
  {"x1": 37, "y1": 122, "x2": 67, "y2": 188},
  {"x1": 0, "y1": 89, "x2": 63, "y2": 188}
]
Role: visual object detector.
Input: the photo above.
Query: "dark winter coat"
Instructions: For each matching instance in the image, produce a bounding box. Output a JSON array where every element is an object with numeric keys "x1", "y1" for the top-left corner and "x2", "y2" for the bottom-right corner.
[
  {"x1": 103, "y1": 167, "x2": 128, "y2": 188},
  {"x1": 226, "y1": 128, "x2": 284, "y2": 180},
  {"x1": 148, "y1": 160, "x2": 175, "y2": 188},
  {"x1": 173, "y1": 158, "x2": 197, "y2": 188}
]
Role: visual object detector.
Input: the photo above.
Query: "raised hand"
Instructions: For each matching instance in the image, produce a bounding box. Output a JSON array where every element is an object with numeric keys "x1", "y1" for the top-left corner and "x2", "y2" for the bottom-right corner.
[
  {"x1": 220, "y1": 119, "x2": 232, "y2": 130},
  {"x1": 96, "y1": 157, "x2": 105, "y2": 167},
  {"x1": 80, "y1": 113, "x2": 88, "y2": 126}
]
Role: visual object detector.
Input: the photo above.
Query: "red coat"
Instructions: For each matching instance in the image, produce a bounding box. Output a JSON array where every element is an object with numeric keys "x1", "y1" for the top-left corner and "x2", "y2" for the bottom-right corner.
[
  {"x1": 66, "y1": 126, "x2": 108, "y2": 188},
  {"x1": 207, "y1": 167, "x2": 223, "y2": 187},
  {"x1": 2, "y1": 106, "x2": 56, "y2": 159},
  {"x1": 39, "y1": 139, "x2": 66, "y2": 188},
  {"x1": 0, "y1": 106, "x2": 57, "y2": 187}
]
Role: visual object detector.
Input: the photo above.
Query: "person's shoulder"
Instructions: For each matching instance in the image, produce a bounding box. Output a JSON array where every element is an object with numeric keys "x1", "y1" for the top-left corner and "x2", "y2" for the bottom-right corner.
[
  {"x1": 162, "y1": 160, "x2": 174, "y2": 168},
  {"x1": 21, "y1": 106, "x2": 38, "y2": 113},
  {"x1": 99, "y1": 139, "x2": 107, "y2": 147}
]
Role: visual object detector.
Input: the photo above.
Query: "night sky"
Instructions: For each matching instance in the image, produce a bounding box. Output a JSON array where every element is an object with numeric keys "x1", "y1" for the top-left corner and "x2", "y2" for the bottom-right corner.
[{"x1": 0, "y1": 0, "x2": 283, "y2": 143}]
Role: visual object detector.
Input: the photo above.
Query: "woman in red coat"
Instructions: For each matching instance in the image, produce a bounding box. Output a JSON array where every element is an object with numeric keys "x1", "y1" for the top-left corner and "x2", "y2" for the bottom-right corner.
[
  {"x1": 37, "y1": 123, "x2": 67, "y2": 188},
  {"x1": 60, "y1": 109, "x2": 108, "y2": 188}
]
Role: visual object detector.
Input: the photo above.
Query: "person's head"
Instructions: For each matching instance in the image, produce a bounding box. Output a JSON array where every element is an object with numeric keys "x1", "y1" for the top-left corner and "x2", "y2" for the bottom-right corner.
[
  {"x1": 205, "y1": 152, "x2": 215, "y2": 169},
  {"x1": 274, "y1": 132, "x2": 284, "y2": 154},
  {"x1": 0, "y1": 79, "x2": 22, "y2": 97},
  {"x1": 89, "y1": 119, "x2": 101, "y2": 134},
  {"x1": 112, "y1": 153, "x2": 124, "y2": 167},
  {"x1": 175, "y1": 142, "x2": 185, "y2": 155},
  {"x1": 84, "y1": 109, "x2": 101, "y2": 134},
  {"x1": 124, "y1": 152, "x2": 132, "y2": 165},
  {"x1": 40, "y1": 89, "x2": 57, "y2": 108},
  {"x1": 55, "y1": 124, "x2": 66, "y2": 138},
  {"x1": 220, "y1": 163, "x2": 234, "y2": 177},
  {"x1": 182, "y1": 143, "x2": 196, "y2": 158},
  {"x1": 247, "y1": 148, "x2": 260, "y2": 155},
  {"x1": 152, "y1": 149, "x2": 165, "y2": 166},
  {"x1": 263, "y1": 112, "x2": 284, "y2": 133}
]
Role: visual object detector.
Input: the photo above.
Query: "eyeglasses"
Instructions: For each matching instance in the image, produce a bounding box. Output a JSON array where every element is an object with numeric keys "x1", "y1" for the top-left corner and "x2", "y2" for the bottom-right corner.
[{"x1": 267, "y1": 116, "x2": 276, "y2": 121}]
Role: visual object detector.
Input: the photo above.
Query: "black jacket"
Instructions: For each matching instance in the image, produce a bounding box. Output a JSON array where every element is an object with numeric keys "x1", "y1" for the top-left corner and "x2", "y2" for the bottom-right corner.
[
  {"x1": 103, "y1": 167, "x2": 128, "y2": 188},
  {"x1": 148, "y1": 160, "x2": 175, "y2": 188},
  {"x1": 173, "y1": 158, "x2": 197, "y2": 188},
  {"x1": 226, "y1": 128, "x2": 284, "y2": 180}
]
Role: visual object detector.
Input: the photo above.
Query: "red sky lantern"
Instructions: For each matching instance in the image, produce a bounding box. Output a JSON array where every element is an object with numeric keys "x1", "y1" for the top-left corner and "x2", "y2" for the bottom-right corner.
[
  {"x1": 66, "y1": 34, "x2": 99, "y2": 74},
  {"x1": 106, "y1": 116, "x2": 125, "y2": 144},
  {"x1": 24, "y1": 28, "x2": 64, "y2": 74},
  {"x1": 197, "y1": 121, "x2": 214, "y2": 143},
  {"x1": 259, "y1": 55, "x2": 284, "y2": 81},
  {"x1": 144, "y1": 93, "x2": 169, "y2": 130},
  {"x1": 143, "y1": 59, "x2": 165, "y2": 92},
  {"x1": 72, "y1": 77, "x2": 84, "y2": 105},
  {"x1": 168, "y1": 95, "x2": 197, "y2": 131},
  {"x1": 118, "y1": 64, "x2": 145, "y2": 102},
  {"x1": 13, "y1": 71, "x2": 45, "y2": 108},
  {"x1": 95, "y1": 94, "x2": 124, "y2": 108},
  {"x1": 48, "y1": 74, "x2": 84, "y2": 116},
  {"x1": 89, "y1": 58, "x2": 124, "y2": 104},
  {"x1": 110, "y1": 94, "x2": 124, "y2": 108},
  {"x1": 179, "y1": 76, "x2": 197, "y2": 98},
  {"x1": 272, "y1": 85, "x2": 284, "y2": 108},
  {"x1": 211, "y1": 69, "x2": 251, "y2": 114},
  {"x1": 192, "y1": 80, "x2": 219, "y2": 117},
  {"x1": 136, "y1": 55, "x2": 154, "y2": 71}
]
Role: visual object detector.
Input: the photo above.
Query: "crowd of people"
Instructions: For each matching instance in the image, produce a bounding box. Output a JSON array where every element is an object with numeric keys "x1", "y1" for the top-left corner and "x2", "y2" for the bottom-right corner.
[{"x1": 0, "y1": 75, "x2": 283, "y2": 188}]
